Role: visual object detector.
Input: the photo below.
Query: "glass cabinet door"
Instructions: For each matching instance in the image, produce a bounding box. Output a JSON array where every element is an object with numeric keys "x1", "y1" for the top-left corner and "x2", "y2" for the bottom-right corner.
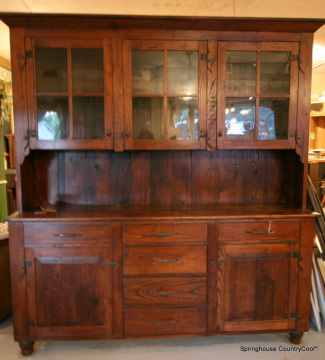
[
  {"x1": 28, "y1": 39, "x2": 112, "y2": 149},
  {"x1": 124, "y1": 40, "x2": 207, "y2": 150},
  {"x1": 217, "y1": 42, "x2": 299, "y2": 149}
]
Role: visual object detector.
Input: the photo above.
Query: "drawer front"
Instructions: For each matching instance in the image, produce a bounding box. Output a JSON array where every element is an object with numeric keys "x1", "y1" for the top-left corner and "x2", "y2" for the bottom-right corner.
[
  {"x1": 123, "y1": 224, "x2": 207, "y2": 244},
  {"x1": 124, "y1": 307, "x2": 206, "y2": 336},
  {"x1": 24, "y1": 223, "x2": 112, "y2": 244},
  {"x1": 218, "y1": 221, "x2": 301, "y2": 242},
  {"x1": 123, "y1": 245, "x2": 207, "y2": 275},
  {"x1": 123, "y1": 277, "x2": 207, "y2": 306}
]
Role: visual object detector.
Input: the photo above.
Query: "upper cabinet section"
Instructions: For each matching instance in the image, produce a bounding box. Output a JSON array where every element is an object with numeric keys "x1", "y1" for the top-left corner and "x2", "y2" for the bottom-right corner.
[
  {"x1": 26, "y1": 38, "x2": 113, "y2": 150},
  {"x1": 2, "y1": 14, "x2": 323, "y2": 153},
  {"x1": 217, "y1": 42, "x2": 299, "y2": 149},
  {"x1": 123, "y1": 40, "x2": 207, "y2": 150}
]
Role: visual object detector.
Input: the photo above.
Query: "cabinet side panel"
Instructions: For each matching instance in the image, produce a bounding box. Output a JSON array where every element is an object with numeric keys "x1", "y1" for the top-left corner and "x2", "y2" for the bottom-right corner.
[{"x1": 8, "y1": 222, "x2": 28, "y2": 341}]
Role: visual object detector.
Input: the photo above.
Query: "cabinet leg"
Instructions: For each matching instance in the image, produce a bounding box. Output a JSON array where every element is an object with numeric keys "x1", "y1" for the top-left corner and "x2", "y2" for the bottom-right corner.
[
  {"x1": 289, "y1": 332, "x2": 303, "y2": 344},
  {"x1": 19, "y1": 341, "x2": 35, "y2": 356}
]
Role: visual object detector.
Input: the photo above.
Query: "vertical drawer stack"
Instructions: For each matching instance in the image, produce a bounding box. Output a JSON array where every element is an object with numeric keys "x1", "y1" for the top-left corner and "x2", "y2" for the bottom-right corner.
[{"x1": 122, "y1": 224, "x2": 208, "y2": 337}]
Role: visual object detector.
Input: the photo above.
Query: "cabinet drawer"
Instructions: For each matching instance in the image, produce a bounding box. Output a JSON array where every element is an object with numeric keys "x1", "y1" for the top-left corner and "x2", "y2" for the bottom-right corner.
[
  {"x1": 124, "y1": 307, "x2": 206, "y2": 337},
  {"x1": 123, "y1": 277, "x2": 206, "y2": 306},
  {"x1": 218, "y1": 221, "x2": 301, "y2": 242},
  {"x1": 24, "y1": 223, "x2": 112, "y2": 244},
  {"x1": 123, "y1": 224, "x2": 207, "y2": 244},
  {"x1": 123, "y1": 245, "x2": 207, "y2": 275}
]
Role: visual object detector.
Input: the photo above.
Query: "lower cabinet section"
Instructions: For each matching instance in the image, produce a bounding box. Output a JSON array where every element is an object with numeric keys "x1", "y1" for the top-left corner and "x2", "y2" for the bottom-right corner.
[
  {"x1": 7, "y1": 216, "x2": 315, "y2": 355},
  {"x1": 124, "y1": 307, "x2": 207, "y2": 337}
]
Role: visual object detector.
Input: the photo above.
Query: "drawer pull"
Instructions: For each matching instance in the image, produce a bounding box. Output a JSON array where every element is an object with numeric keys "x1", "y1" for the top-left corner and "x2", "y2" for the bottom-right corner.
[
  {"x1": 53, "y1": 233, "x2": 83, "y2": 238},
  {"x1": 152, "y1": 320, "x2": 179, "y2": 326},
  {"x1": 151, "y1": 258, "x2": 179, "y2": 263},
  {"x1": 152, "y1": 289, "x2": 180, "y2": 296},
  {"x1": 151, "y1": 232, "x2": 179, "y2": 237},
  {"x1": 246, "y1": 230, "x2": 274, "y2": 235}
]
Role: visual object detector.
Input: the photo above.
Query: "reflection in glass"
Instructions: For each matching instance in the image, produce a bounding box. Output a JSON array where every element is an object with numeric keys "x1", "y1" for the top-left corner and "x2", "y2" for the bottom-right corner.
[
  {"x1": 37, "y1": 97, "x2": 69, "y2": 140},
  {"x1": 73, "y1": 97, "x2": 105, "y2": 139},
  {"x1": 225, "y1": 97, "x2": 256, "y2": 140},
  {"x1": 132, "y1": 51, "x2": 164, "y2": 94},
  {"x1": 226, "y1": 51, "x2": 256, "y2": 94},
  {"x1": 72, "y1": 49, "x2": 104, "y2": 93},
  {"x1": 133, "y1": 98, "x2": 163, "y2": 140},
  {"x1": 260, "y1": 52, "x2": 290, "y2": 95},
  {"x1": 167, "y1": 51, "x2": 198, "y2": 95},
  {"x1": 35, "y1": 48, "x2": 68, "y2": 93},
  {"x1": 258, "y1": 98, "x2": 289, "y2": 140},
  {"x1": 167, "y1": 98, "x2": 198, "y2": 140}
]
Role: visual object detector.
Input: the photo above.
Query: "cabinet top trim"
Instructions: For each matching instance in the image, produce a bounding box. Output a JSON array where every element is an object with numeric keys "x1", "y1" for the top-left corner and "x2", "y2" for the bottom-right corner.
[{"x1": 0, "y1": 13, "x2": 324, "y2": 33}]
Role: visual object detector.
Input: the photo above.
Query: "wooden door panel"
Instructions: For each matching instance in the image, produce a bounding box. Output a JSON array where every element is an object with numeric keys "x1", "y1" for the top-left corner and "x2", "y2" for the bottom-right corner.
[
  {"x1": 25, "y1": 247, "x2": 113, "y2": 338},
  {"x1": 217, "y1": 243, "x2": 298, "y2": 332}
]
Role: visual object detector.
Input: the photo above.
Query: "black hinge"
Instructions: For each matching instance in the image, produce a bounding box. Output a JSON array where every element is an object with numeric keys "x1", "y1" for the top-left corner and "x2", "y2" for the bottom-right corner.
[
  {"x1": 290, "y1": 312, "x2": 300, "y2": 319},
  {"x1": 106, "y1": 260, "x2": 119, "y2": 267},
  {"x1": 25, "y1": 51, "x2": 33, "y2": 58},
  {"x1": 211, "y1": 259, "x2": 225, "y2": 265},
  {"x1": 201, "y1": 54, "x2": 208, "y2": 61},
  {"x1": 293, "y1": 252, "x2": 302, "y2": 261},
  {"x1": 28, "y1": 130, "x2": 36, "y2": 138},
  {"x1": 21, "y1": 260, "x2": 32, "y2": 271},
  {"x1": 24, "y1": 320, "x2": 35, "y2": 329},
  {"x1": 292, "y1": 54, "x2": 305, "y2": 75}
]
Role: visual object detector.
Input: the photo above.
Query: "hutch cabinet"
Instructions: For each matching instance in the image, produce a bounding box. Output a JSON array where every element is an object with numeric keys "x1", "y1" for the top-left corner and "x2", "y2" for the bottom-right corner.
[{"x1": 0, "y1": 13, "x2": 323, "y2": 355}]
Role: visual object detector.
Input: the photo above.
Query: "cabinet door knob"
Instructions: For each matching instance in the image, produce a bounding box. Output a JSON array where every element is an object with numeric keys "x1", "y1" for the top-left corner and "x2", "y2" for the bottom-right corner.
[
  {"x1": 125, "y1": 129, "x2": 130, "y2": 137},
  {"x1": 106, "y1": 129, "x2": 111, "y2": 137},
  {"x1": 218, "y1": 130, "x2": 223, "y2": 137}
]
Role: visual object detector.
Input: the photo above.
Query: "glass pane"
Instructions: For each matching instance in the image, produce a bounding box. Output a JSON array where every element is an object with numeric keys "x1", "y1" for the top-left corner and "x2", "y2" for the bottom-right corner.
[
  {"x1": 132, "y1": 97, "x2": 163, "y2": 140},
  {"x1": 225, "y1": 97, "x2": 256, "y2": 140},
  {"x1": 73, "y1": 97, "x2": 105, "y2": 139},
  {"x1": 260, "y1": 52, "x2": 290, "y2": 95},
  {"x1": 72, "y1": 49, "x2": 104, "y2": 93},
  {"x1": 132, "y1": 51, "x2": 164, "y2": 94},
  {"x1": 37, "y1": 96, "x2": 69, "y2": 140},
  {"x1": 226, "y1": 51, "x2": 256, "y2": 95},
  {"x1": 35, "y1": 48, "x2": 68, "y2": 93},
  {"x1": 167, "y1": 51, "x2": 198, "y2": 95},
  {"x1": 167, "y1": 97, "x2": 198, "y2": 140},
  {"x1": 258, "y1": 98, "x2": 289, "y2": 140}
]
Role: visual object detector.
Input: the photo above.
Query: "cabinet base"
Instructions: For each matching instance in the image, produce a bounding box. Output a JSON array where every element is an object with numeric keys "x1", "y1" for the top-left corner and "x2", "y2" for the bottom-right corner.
[
  {"x1": 19, "y1": 341, "x2": 34, "y2": 356},
  {"x1": 289, "y1": 332, "x2": 303, "y2": 344}
]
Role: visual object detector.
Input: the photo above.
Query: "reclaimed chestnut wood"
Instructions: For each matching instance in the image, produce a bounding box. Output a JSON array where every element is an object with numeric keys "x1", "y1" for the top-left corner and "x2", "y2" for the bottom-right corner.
[{"x1": 2, "y1": 13, "x2": 324, "y2": 355}]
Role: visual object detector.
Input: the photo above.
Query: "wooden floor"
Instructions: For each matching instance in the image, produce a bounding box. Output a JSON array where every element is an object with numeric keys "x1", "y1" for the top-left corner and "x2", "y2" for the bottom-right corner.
[{"x1": 0, "y1": 317, "x2": 324, "y2": 360}]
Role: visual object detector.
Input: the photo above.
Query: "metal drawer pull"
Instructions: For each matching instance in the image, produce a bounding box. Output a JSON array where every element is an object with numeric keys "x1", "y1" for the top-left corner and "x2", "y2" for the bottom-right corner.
[
  {"x1": 152, "y1": 320, "x2": 179, "y2": 326},
  {"x1": 246, "y1": 230, "x2": 274, "y2": 235},
  {"x1": 246, "y1": 221, "x2": 274, "y2": 235},
  {"x1": 151, "y1": 258, "x2": 179, "y2": 263},
  {"x1": 53, "y1": 233, "x2": 83, "y2": 238},
  {"x1": 151, "y1": 232, "x2": 179, "y2": 237},
  {"x1": 152, "y1": 290, "x2": 180, "y2": 295}
]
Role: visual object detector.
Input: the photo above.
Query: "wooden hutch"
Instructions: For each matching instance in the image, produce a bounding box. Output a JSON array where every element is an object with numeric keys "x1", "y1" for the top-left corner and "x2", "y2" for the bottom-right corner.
[{"x1": 0, "y1": 13, "x2": 324, "y2": 355}]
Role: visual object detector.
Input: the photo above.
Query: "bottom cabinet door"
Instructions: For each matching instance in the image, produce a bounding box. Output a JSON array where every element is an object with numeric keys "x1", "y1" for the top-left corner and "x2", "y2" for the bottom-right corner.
[
  {"x1": 25, "y1": 246, "x2": 113, "y2": 338},
  {"x1": 217, "y1": 243, "x2": 299, "y2": 333}
]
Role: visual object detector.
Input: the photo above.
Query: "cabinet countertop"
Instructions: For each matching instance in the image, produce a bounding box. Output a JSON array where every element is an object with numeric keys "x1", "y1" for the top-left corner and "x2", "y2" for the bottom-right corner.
[{"x1": 7, "y1": 202, "x2": 318, "y2": 222}]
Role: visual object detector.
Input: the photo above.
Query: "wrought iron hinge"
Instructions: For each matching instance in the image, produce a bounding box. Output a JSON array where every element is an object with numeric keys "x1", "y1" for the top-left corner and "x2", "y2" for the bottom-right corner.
[
  {"x1": 28, "y1": 130, "x2": 36, "y2": 138},
  {"x1": 290, "y1": 131, "x2": 300, "y2": 139},
  {"x1": 106, "y1": 260, "x2": 120, "y2": 267},
  {"x1": 24, "y1": 320, "x2": 35, "y2": 329},
  {"x1": 293, "y1": 54, "x2": 305, "y2": 75},
  {"x1": 201, "y1": 53, "x2": 217, "y2": 73},
  {"x1": 21, "y1": 260, "x2": 32, "y2": 272},
  {"x1": 290, "y1": 312, "x2": 300, "y2": 319},
  {"x1": 211, "y1": 259, "x2": 225, "y2": 265},
  {"x1": 293, "y1": 252, "x2": 302, "y2": 261}
]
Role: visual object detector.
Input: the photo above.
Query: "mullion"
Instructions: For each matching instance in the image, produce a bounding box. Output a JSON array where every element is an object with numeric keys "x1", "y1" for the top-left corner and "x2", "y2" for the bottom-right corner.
[{"x1": 67, "y1": 47, "x2": 74, "y2": 140}]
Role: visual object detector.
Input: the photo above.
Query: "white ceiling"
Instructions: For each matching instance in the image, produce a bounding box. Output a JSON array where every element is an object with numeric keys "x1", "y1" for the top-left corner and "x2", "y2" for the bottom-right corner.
[{"x1": 0, "y1": 0, "x2": 324, "y2": 74}]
